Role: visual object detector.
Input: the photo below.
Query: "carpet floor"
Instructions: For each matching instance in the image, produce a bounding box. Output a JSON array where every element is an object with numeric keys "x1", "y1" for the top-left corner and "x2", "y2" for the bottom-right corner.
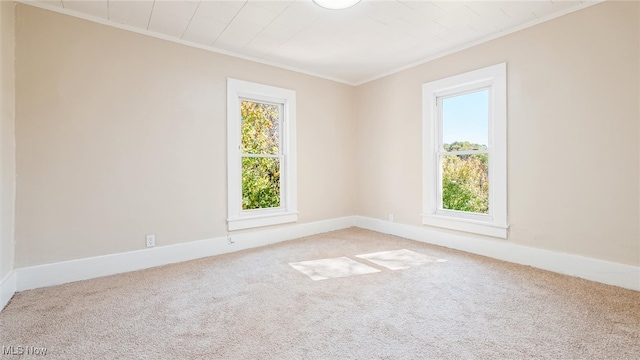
[{"x1": 1, "y1": 228, "x2": 639, "y2": 359}]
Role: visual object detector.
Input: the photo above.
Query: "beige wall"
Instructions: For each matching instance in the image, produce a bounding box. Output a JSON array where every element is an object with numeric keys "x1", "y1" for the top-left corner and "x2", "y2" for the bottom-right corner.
[
  {"x1": 1, "y1": 1, "x2": 16, "y2": 280},
  {"x1": 12, "y1": 2, "x2": 640, "y2": 269},
  {"x1": 356, "y1": 1, "x2": 640, "y2": 266},
  {"x1": 14, "y1": 5, "x2": 356, "y2": 267}
]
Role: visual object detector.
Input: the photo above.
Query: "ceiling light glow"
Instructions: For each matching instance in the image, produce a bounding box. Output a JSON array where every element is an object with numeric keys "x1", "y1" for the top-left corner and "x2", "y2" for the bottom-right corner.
[{"x1": 313, "y1": 0, "x2": 361, "y2": 10}]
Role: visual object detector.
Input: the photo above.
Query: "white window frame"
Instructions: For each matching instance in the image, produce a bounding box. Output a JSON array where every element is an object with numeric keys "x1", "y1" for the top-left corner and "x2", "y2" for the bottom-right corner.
[
  {"x1": 422, "y1": 63, "x2": 508, "y2": 238},
  {"x1": 227, "y1": 78, "x2": 297, "y2": 231}
]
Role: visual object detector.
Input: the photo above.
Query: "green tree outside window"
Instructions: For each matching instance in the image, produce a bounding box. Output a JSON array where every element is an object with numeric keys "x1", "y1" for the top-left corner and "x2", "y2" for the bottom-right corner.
[
  {"x1": 441, "y1": 141, "x2": 489, "y2": 214},
  {"x1": 241, "y1": 101, "x2": 282, "y2": 210}
]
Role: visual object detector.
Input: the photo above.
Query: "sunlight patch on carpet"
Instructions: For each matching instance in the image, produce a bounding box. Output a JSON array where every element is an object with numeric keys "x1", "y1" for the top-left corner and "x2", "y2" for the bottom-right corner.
[
  {"x1": 289, "y1": 257, "x2": 381, "y2": 281},
  {"x1": 356, "y1": 249, "x2": 446, "y2": 270}
]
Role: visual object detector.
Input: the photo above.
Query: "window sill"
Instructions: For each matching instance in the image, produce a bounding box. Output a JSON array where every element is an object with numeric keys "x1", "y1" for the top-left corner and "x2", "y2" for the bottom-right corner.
[
  {"x1": 421, "y1": 213, "x2": 508, "y2": 238},
  {"x1": 228, "y1": 211, "x2": 298, "y2": 231}
]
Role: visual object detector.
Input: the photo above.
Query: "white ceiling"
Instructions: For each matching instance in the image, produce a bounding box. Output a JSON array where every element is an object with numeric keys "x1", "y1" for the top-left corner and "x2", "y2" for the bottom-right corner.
[{"x1": 27, "y1": 0, "x2": 598, "y2": 85}]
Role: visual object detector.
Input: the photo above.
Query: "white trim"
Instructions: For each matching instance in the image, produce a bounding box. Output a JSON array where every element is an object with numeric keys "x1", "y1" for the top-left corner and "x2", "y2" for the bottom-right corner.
[
  {"x1": 227, "y1": 78, "x2": 297, "y2": 231},
  {"x1": 354, "y1": 216, "x2": 640, "y2": 291},
  {"x1": 14, "y1": 217, "x2": 354, "y2": 291},
  {"x1": 227, "y1": 212, "x2": 298, "y2": 231},
  {"x1": 16, "y1": 0, "x2": 353, "y2": 86},
  {"x1": 421, "y1": 213, "x2": 507, "y2": 238},
  {"x1": 16, "y1": 0, "x2": 602, "y2": 87},
  {"x1": 6, "y1": 216, "x2": 638, "y2": 297},
  {"x1": 0, "y1": 271, "x2": 16, "y2": 311},
  {"x1": 422, "y1": 63, "x2": 508, "y2": 238}
]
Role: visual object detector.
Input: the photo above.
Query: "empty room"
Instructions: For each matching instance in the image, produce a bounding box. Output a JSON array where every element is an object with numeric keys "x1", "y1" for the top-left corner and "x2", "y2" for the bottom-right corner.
[{"x1": 1, "y1": 0, "x2": 639, "y2": 358}]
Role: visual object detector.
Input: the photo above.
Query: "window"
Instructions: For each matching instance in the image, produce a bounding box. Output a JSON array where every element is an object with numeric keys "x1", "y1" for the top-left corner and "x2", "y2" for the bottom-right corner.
[
  {"x1": 227, "y1": 79, "x2": 297, "y2": 231},
  {"x1": 422, "y1": 63, "x2": 508, "y2": 238}
]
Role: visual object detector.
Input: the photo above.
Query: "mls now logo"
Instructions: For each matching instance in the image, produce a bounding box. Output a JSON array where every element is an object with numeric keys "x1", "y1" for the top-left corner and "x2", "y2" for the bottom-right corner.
[{"x1": 2, "y1": 345, "x2": 48, "y2": 356}]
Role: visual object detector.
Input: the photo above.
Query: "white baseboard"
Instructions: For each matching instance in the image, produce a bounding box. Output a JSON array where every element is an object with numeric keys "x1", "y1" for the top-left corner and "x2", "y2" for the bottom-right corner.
[
  {"x1": 354, "y1": 216, "x2": 640, "y2": 291},
  {"x1": 0, "y1": 271, "x2": 17, "y2": 311},
  {"x1": 10, "y1": 215, "x2": 639, "y2": 294},
  {"x1": 15, "y1": 216, "x2": 355, "y2": 291}
]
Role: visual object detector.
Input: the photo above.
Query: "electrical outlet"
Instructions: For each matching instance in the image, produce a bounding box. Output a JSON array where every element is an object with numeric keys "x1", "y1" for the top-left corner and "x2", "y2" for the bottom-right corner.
[
  {"x1": 227, "y1": 235, "x2": 235, "y2": 245},
  {"x1": 146, "y1": 234, "x2": 155, "y2": 248},
  {"x1": 388, "y1": 213, "x2": 394, "y2": 222}
]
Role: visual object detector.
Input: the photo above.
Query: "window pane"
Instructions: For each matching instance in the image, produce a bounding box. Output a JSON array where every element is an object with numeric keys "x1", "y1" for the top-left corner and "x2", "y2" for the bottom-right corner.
[
  {"x1": 441, "y1": 154, "x2": 489, "y2": 214},
  {"x1": 241, "y1": 100, "x2": 280, "y2": 155},
  {"x1": 442, "y1": 89, "x2": 488, "y2": 150},
  {"x1": 242, "y1": 157, "x2": 281, "y2": 210}
]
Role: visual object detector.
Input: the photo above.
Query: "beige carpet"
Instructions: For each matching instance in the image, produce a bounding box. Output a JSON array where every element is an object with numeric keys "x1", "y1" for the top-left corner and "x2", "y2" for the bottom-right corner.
[{"x1": 1, "y1": 228, "x2": 639, "y2": 359}]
